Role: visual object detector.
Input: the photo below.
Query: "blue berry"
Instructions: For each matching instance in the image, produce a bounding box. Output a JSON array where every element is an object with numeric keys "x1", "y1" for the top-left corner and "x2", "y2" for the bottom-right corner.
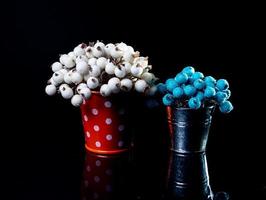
[
  {"x1": 184, "y1": 85, "x2": 197, "y2": 96},
  {"x1": 216, "y1": 79, "x2": 229, "y2": 91},
  {"x1": 188, "y1": 97, "x2": 201, "y2": 109},
  {"x1": 162, "y1": 94, "x2": 175, "y2": 106},
  {"x1": 219, "y1": 100, "x2": 233, "y2": 113},
  {"x1": 205, "y1": 76, "x2": 216, "y2": 83},
  {"x1": 196, "y1": 91, "x2": 204, "y2": 101},
  {"x1": 182, "y1": 66, "x2": 195, "y2": 77},
  {"x1": 215, "y1": 91, "x2": 227, "y2": 103},
  {"x1": 156, "y1": 83, "x2": 167, "y2": 94},
  {"x1": 204, "y1": 86, "x2": 216, "y2": 98},
  {"x1": 191, "y1": 72, "x2": 204, "y2": 81},
  {"x1": 175, "y1": 72, "x2": 188, "y2": 84},
  {"x1": 193, "y1": 79, "x2": 206, "y2": 90},
  {"x1": 173, "y1": 87, "x2": 184, "y2": 98},
  {"x1": 166, "y1": 78, "x2": 178, "y2": 92},
  {"x1": 224, "y1": 89, "x2": 231, "y2": 99}
]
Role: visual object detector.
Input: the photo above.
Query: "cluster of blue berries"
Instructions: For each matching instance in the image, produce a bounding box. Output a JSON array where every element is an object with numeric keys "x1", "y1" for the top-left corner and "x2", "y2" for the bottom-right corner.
[{"x1": 157, "y1": 66, "x2": 233, "y2": 113}]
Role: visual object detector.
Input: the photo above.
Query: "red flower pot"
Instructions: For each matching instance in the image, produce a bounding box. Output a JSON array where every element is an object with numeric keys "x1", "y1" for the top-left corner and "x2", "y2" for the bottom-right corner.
[{"x1": 80, "y1": 92, "x2": 131, "y2": 154}]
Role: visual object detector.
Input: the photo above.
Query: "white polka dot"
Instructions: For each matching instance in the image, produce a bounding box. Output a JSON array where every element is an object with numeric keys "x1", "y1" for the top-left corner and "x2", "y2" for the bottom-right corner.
[
  {"x1": 94, "y1": 125, "x2": 100, "y2": 132},
  {"x1": 118, "y1": 141, "x2": 124, "y2": 147},
  {"x1": 106, "y1": 134, "x2": 112, "y2": 141},
  {"x1": 95, "y1": 141, "x2": 101, "y2": 147},
  {"x1": 105, "y1": 184, "x2": 112, "y2": 192},
  {"x1": 93, "y1": 192, "x2": 99, "y2": 199},
  {"x1": 95, "y1": 160, "x2": 101, "y2": 167},
  {"x1": 84, "y1": 180, "x2": 89, "y2": 187},
  {"x1": 105, "y1": 169, "x2": 112, "y2": 176},
  {"x1": 105, "y1": 118, "x2": 112, "y2": 125},
  {"x1": 86, "y1": 131, "x2": 90, "y2": 138},
  {"x1": 91, "y1": 108, "x2": 99, "y2": 115},
  {"x1": 94, "y1": 176, "x2": 100, "y2": 183},
  {"x1": 86, "y1": 165, "x2": 91, "y2": 172},
  {"x1": 84, "y1": 115, "x2": 88, "y2": 121},
  {"x1": 118, "y1": 124, "x2": 125, "y2": 132},
  {"x1": 104, "y1": 101, "x2": 112, "y2": 108}
]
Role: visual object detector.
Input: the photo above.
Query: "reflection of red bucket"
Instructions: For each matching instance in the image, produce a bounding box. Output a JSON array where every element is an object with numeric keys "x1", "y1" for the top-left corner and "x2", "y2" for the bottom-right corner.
[
  {"x1": 81, "y1": 152, "x2": 131, "y2": 200},
  {"x1": 80, "y1": 92, "x2": 131, "y2": 154}
]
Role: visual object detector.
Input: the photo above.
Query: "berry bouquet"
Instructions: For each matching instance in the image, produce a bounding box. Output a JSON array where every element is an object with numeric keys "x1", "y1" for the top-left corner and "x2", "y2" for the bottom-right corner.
[
  {"x1": 45, "y1": 41, "x2": 157, "y2": 154},
  {"x1": 157, "y1": 66, "x2": 233, "y2": 113},
  {"x1": 160, "y1": 66, "x2": 233, "y2": 200}
]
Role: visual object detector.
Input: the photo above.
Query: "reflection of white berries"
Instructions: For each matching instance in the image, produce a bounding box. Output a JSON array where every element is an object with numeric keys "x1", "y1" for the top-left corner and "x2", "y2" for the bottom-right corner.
[
  {"x1": 100, "y1": 84, "x2": 111, "y2": 97},
  {"x1": 96, "y1": 57, "x2": 107, "y2": 69},
  {"x1": 135, "y1": 80, "x2": 148, "y2": 93},
  {"x1": 45, "y1": 85, "x2": 57, "y2": 96},
  {"x1": 87, "y1": 77, "x2": 99, "y2": 89},
  {"x1": 52, "y1": 71, "x2": 64, "y2": 84},
  {"x1": 71, "y1": 94, "x2": 83, "y2": 106},
  {"x1": 71, "y1": 72, "x2": 83, "y2": 84},
  {"x1": 105, "y1": 62, "x2": 116, "y2": 75},
  {"x1": 51, "y1": 62, "x2": 63, "y2": 72},
  {"x1": 108, "y1": 77, "x2": 120, "y2": 93},
  {"x1": 114, "y1": 66, "x2": 126, "y2": 78},
  {"x1": 80, "y1": 87, "x2": 91, "y2": 100},
  {"x1": 89, "y1": 65, "x2": 101, "y2": 77},
  {"x1": 76, "y1": 83, "x2": 87, "y2": 93},
  {"x1": 131, "y1": 64, "x2": 143, "y2": 77},
  {"x1": 61, "y1": 86, "x2": 74, "y2": 99},
  {"x1": 110, "y1": 47, "x2": 123, "y2": 58},
  {"x1": 76, "y1": 61, "x2": 88, "y2": 74},
  {"x1": 120, "y1": 78, "x2": 133, "y2": 91},
  {"x1": 64, "y1": 71, "x2": 73, "y2": 84}
]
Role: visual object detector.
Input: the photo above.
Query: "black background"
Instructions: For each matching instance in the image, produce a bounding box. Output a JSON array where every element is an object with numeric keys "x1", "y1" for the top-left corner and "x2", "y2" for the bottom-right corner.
[{"x1": 4, "y1": 1, "x2": 265, "y2": 200}]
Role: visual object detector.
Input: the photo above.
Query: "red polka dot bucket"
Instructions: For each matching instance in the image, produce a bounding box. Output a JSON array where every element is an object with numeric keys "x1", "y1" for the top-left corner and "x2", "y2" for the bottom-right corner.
[{"x1": 80, "y1": 92, "x2": 132, "y2": 154}]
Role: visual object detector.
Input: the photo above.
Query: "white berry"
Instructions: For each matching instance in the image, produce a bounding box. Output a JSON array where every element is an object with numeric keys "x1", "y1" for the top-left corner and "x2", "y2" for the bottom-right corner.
[
  {"x1": 68, "y1": 52, "x2": 76, "y2": 60},
  {"x1": 123, "y1": 51, "x2": 134, "y2": 63},
  {"x1": 88, "y1": 57, "x2": 97, "y2": 66},
  {"x1": 64, "y1": 71, "x2": 73, "y2": 84},
  {"x1": 100, "y1": 84, "x2": 111, "y2": 97},
  {"x1": 64, "y1": 56, "x2": 75, "y2": 69},
  {"x1": 45, "y1": 84, "x2": 57, "y2": 96},
  {"x1": 48, "y1": 78, "x2": 60, "y2": 86},
  {"x1": 71, "y1": 94, "x2": 83, "y2": 107},
  {"x1": 134, "y1": 57, "x2": 148, "y2": 68},
  {"x1": 83, "y1": 73, "x2": 91, "y2": 82},
  {"x1": 105, "y1": 62, "x2": 116, "y2": 75},
  {"x1": 104, "y1": 43, "x2": 115, "y2": 56},
  {"x1": 122, "y1": 62, "x2": 132, "y2": 73},
  {"x1": 141, "y1": 72, "x2": 155, "y2": 84},
  {"x1": 59, "y1": 69, "x2": 68, "y2": 75},
  {"x1": 120, "y1": 78, "x2": 133, "y2": 92},
  {"x1": 110, "y1": 47, "x2": 123, "y2": 59},
  {"x1": 59, "y1": 83, "x2": 69, "y2": 92},
  {"x1": 135, "y1": 79, "x2": 148, "y2": 93},
  {"x1": 71, "y1": 72, "x2": 83, "y2": 84},
  {"x1": 76, "y1": 61, "x2": 89, "y2": 74},
  {"x1": 96, "y1": 57, "x2": 107, "y2": 70},
  {"x1": 51, "y1": 62, "x2": 63, "y2": 72},
  {"x1": 52, "y1": 71, "x2": 64, "y2": 84},
  {"x1": 73, "y1": 46, "x2": 85, "y2": 56},
  {"x1": 131, "y1": 64, "x2": 143, "y2": 77},
  {"x1": 89, "y1": 65, "x2": 101, "y2": 77},
  {"x1": 108, "y1": 77, "x2": 120, "y2": 93},
  {"x1": 59, "y1": 54, "x2": 68, "y2": 65},
  {"x1": 76, "y1": 83, "x2": 87, "y2": 93},
  {"x1": 80, "y1": 87, "x2": 91, "y2": 100},
  {"x1": 114, "y1": 66, "x2": 126, "y2": 78},
  {"x1": 85, "y1": 46, "x2": 93, "y2": 58},
  {"x1": 75, "y1": 55, "x2": 88, "y2": 63},
  {"x1": 87, "y1": 77, "x2": 99, "y2": 89},
  {"x1": 61, "y1": 86, "x2": 74, "y2": 99},
  {"x1": 93, "y1": 42, "x2": 105, "y2": 57},
  {"x1": 117, "y1": 42, "x2": 128, "y2": 51}
]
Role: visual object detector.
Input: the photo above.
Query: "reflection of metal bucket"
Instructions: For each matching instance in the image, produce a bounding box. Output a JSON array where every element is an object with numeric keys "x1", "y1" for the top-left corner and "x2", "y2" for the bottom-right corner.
[
  {"x1": 81, "y1": 151, "x2": 131, "y2": 200},
  {"x1": 166, "y1": 106, "x2": 215, "y2": 200},
  {"x1": 80, "y1": 92, "x2": 132, "y2": 154}
]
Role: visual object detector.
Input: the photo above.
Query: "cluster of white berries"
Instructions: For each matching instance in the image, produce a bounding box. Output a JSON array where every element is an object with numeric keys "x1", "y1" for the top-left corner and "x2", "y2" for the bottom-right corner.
[{"x1": 45, "y1": 41, "x2": 157, "y2": 106}]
